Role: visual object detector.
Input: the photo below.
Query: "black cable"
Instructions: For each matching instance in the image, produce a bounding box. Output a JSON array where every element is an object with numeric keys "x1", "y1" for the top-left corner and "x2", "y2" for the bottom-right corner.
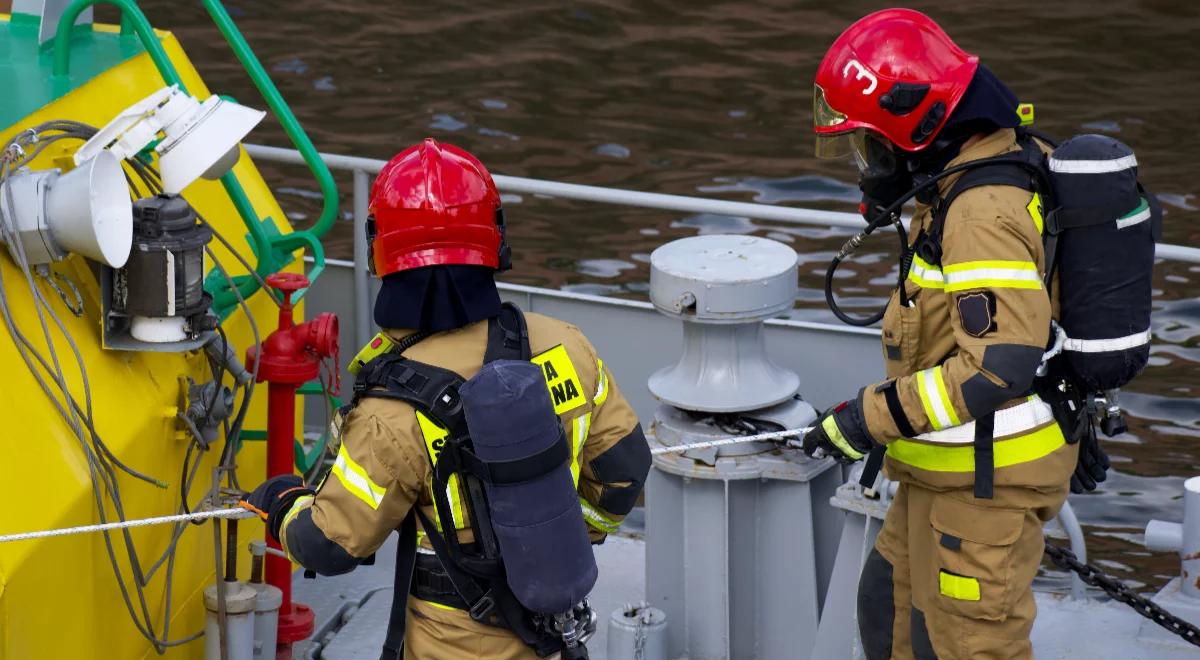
[{"x1": 823, "y1": 154, "x2": 1047, "y2": 326}]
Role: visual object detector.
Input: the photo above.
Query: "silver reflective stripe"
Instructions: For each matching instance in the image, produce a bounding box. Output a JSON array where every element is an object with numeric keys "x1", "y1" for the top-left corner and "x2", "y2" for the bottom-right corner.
[
  {"x1": 915, "y1": 396, "x2": 1054, "y2": 445},
  {"x1": 1048, "y1": 154, "x2": 1138, "y2": 174},
  {"x1": 1063, "y1": 329, "x2": 1151, "y2": 353},
  {"x1": 1116, "y1": 205, "x2": 1152, "y2": 230}
]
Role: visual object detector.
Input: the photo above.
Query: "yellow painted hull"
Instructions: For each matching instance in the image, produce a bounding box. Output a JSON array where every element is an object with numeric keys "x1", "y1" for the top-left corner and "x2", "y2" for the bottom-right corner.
[{"x1": 0, "y1": 22, "x2": 298, "y2": 660}]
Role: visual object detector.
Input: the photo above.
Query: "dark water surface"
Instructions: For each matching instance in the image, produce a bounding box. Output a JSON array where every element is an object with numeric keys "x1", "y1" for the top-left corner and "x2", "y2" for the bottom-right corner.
[{"x1": 139, "y1": 0, "x2": 1200, "y2": 591}]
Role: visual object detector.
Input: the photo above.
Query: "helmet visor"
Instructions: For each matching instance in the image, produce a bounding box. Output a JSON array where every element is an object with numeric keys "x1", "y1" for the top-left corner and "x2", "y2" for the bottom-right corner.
[{"x1": 814, "y1": 86, "x2": 852, "y2": 158}]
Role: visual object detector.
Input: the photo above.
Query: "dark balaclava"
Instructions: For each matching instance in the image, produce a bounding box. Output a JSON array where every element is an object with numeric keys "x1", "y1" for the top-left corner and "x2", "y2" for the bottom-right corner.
[
  {"x1": 374, "y1": 264, "x2": 502, "y2": 333},
  {"x1": 912, "y1": 63, "x2": 1022, "y2": 180},
  {"x1": 861, "y1": 63, "x2": 1024, "y2": 219}
]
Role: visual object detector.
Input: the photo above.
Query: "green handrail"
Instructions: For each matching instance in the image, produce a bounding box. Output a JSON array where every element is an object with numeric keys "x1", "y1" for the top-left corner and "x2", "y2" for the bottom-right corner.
[
  {"x1": 49, "y1": 0, "x2": 338, "y2": 315},
  {"x1": 51, "y1": 0, "x2": 182, "y2": 84}
]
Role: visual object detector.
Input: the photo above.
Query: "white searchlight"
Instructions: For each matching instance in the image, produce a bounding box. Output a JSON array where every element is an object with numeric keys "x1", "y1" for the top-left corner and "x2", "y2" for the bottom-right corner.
[
  {"x1": 0, "y1": 151, "x2": 133, "y2": 268},
  {"x1": 74, "y1": 85, "x2": 266, "y2": 194}
]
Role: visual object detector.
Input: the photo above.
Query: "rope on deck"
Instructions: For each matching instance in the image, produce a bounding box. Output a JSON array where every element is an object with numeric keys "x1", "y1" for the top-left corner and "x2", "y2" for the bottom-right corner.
[
  {"x1": 650, "y1": 427, "x2": 812, "y2": 456},
  {"x1": 2, "y1": 429, "x2": 815, "y2": 543},
  {"x1": 0, "y1": 508, "x2": 255, "y2": 544}
]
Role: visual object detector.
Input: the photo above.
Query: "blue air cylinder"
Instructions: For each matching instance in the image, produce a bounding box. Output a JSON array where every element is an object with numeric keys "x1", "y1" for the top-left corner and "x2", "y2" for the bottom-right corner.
[{"x1": 460, "y1": 360, "x2": 598, "y2": 614}]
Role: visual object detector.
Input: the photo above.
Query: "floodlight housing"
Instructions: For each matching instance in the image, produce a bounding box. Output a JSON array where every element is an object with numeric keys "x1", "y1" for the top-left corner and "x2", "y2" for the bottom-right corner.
[{"x1": 75, "y1": 85, "x2": 265, "y2": 194}]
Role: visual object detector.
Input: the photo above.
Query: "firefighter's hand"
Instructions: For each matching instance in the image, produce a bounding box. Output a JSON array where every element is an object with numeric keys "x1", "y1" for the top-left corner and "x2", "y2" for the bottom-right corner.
[
  {"x1": 802, "y1": 397, "x2": 875, "y2": 464},
  {"x1": 240, "y1": 475, "x2": 314, "y2": 541}
]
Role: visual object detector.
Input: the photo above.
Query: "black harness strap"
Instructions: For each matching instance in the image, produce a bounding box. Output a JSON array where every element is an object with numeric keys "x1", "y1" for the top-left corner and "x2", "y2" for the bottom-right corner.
[
  {"x1": 915, "y1": 137, "x2": 1049, "y2": 269},
  {"x1": 450, "y1": 430, "x2": 570, "y2": 485},
  {"x1": 859, "y1": 447, "x2": 887, "y2": 491},
  {"x1": 380, "y1": 510, "x2": 418, "y2": 660},
  {"x1": 973, "y1": 412, "x2": 996, "y2": 500}
]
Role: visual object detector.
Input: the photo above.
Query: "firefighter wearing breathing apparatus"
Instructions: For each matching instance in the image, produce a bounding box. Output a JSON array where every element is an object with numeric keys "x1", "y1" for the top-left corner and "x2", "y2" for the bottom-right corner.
[
  {"x1": 801, "y1": 8, "x2": 1159, "y2": 660},
  {"x1": 244, "y1": 138, "x2": 651, "y2": 660}
]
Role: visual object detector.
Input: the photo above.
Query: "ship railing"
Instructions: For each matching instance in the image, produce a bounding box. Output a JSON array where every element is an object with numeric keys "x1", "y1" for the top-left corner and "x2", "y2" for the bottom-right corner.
[{"x1": 248, "y1": 142, "x2": 1116, "y2": 600}]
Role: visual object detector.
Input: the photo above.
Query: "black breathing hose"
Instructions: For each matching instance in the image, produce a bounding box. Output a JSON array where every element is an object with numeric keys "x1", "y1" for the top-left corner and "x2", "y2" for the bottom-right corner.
[{"x1": 822, "y1": 154, "x2": 1047, "y2": 327}]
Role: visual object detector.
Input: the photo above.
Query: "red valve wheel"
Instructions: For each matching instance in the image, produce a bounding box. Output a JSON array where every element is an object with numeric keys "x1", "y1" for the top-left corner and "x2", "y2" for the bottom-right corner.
[{"x1": 265, "y1": 272, "x2": 310, "y2": 292}]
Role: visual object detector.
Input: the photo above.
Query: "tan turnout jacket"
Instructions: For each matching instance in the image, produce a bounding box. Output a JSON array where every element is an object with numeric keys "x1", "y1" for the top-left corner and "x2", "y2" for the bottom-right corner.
[{"x1": 859, "y1": 129, "x2": 1077, "y2": 490}]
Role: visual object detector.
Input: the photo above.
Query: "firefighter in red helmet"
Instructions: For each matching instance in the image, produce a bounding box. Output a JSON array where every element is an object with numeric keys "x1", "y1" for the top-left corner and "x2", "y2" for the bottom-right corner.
[
  {"x1": 245, "y1": 139, "x2": 650, "y2": 659},
  {"x1": 802, "y1": 9, "x2": 1076, "y2": 660}
]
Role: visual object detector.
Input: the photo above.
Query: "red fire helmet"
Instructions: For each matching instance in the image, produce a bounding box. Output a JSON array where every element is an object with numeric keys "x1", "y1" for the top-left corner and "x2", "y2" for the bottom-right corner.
[
  {"x1": 368, "y1": 138, "x2": 507, "y2": 276},
  {"x1": 813, "y1": 8, "x2": 978, "y2": 154}
]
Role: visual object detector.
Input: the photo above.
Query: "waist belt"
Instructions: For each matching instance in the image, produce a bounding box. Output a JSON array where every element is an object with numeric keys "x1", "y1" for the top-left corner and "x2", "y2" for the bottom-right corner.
[
  {"x1": 411, "y1": 552, "x2": 469, "y2": 611},
  {"x1": 913, "y1": 396, "x2": 1052, "y2": 445}
]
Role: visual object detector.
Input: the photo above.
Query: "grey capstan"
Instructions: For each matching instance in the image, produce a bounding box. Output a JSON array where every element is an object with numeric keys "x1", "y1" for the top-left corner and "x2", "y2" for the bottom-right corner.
[{"x1": 647, "y1": 234, "x2": 800, "y2": 412}]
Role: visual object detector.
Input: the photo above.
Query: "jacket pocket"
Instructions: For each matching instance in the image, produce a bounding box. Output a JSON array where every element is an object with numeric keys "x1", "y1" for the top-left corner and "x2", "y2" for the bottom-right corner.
[
  {"x1": 881, "y1": 285, "x2": 922, "y2": 379},
  {"x1": 929, "y1": 496, "x2": 1025, "y2": 621}
]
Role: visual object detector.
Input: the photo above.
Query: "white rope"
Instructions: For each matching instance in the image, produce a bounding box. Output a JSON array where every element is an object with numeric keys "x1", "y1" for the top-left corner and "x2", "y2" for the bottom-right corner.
[
  {"x1": 3, "y1": 430, "x2": 815, "y2": 543},
  {"x1": 0, "y1": 508, "x2": 255, "y2": 544},
  {"x1": 650, "y1": 427, "x2": 811, "y2": 456}
]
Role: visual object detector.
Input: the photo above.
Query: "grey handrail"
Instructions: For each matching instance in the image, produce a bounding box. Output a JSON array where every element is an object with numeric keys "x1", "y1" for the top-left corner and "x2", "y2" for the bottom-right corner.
[{"x1": 245, "y1": 143, "x2": 1200, "y2": 264}]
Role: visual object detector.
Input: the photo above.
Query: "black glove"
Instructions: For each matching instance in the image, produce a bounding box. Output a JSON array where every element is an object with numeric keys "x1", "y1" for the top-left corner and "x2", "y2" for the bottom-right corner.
[
  {"x1": 241, "y1": 475, "x2": 314, "y2": 541},
  {"x1": 802, "y1": 392, "x2": 876, "y2": 464},
  {"x1": 1070, "y1": 425, "x2": 1110, "y2": 494}
]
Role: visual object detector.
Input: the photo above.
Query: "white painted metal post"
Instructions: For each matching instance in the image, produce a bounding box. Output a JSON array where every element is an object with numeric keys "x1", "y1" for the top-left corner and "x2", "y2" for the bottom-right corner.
[
  {"x1": 1182, "y1": 477, "x2": 1200, "y2": 599},
  {"x1": 1055, "y1": 500, "x2": 1088, "y2": 600},
  {"x1": 352, "y1": 169, "x2": 372, "y2": 351}
]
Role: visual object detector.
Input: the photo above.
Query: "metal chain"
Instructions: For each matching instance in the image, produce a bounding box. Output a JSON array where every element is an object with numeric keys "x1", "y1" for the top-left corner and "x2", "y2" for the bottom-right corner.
[
  {"x1": 633, "y1": 610, "x2": 647, "y2": 660},
  {"x1": 1044, "y1": 542, "x2": 1200, "y2": 647}
]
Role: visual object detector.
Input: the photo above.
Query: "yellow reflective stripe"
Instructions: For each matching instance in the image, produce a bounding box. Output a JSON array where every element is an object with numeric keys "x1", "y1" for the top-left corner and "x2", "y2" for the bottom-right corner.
[
  {"x1": 821, "y1": 415, "x2": 865, "y2": 460},
  {"x1": 580, "y1": 498, "x2": 621, "y2": 534},
  {"x1": 907, "y1": 255, "x2": 944, "y2": 289},
  {"x1": 593, "y1": 358, "x2": 609, "y2": 407},
  {"x1": 1027, "y1": 193, "x2": 1044, "y2": 235},
  {"x1": 943, "y1": 260, "x2": 1041, "y2": 292},
  {"x1": 416, "y1": 412, "x2": 465, "y2": 531},
  {"x1": 332, "y1": 445, "x2": 388, "y2": 510},
  {"x1": 916, "y1": 367, "x2": 960, "y2": 431},
  {"x1": 571, "y1": 413, "x2": 591, "y2": 486},
  {"x1": 888, "y1": 422, "x2": 1065, "y2": 472},
  {"x1": 531, "y1": 345, "x2": 587, "y2": 415},
  {"x1": 939, "y1": 571, "x2": 981, "y2": 601},
  {"x1": 418, "y1": 597, "x2": 461, "y2": 612},
  {"x1": 279, "y1": 494, "x2": 314, "y2": 559}
]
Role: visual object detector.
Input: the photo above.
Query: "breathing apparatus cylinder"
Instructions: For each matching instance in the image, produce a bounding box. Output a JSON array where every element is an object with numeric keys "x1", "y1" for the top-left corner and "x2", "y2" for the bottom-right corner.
[
  {"x1": 1045, "y1": 135, "x2": 1157, "y2": 392},
  {"x1": 459, "y1": 360, "x2": 598, "y2": 615}
]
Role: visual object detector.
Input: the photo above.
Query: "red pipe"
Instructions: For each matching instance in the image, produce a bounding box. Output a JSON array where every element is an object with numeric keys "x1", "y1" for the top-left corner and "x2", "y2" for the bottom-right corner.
[
  {"x1": 266, "y1": 381, "x2": 310, "y2": 657},
  {"x1": 245, "y1": 273, "x2": 338, "y2": 659}
]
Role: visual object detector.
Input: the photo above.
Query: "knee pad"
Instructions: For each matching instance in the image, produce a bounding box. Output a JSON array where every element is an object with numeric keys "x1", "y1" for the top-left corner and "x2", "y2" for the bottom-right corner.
[{"x1": 858, "y1": 548, "x2": 896, "y2": 660}]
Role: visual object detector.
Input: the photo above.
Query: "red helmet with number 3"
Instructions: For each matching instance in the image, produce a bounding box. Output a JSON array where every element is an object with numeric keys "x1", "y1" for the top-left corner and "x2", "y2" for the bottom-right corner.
[
  {"x1": 814, "y1": 8, "x2": 978, "y2": 155},
  {"x1": 368, "y1": 138, "x2": 509, "y2": 276}
]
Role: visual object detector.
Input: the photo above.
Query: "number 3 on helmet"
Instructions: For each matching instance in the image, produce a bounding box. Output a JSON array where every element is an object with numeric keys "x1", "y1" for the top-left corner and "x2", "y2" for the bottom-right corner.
[
  {"x1": 813, "y1": 8, "x2": 979, "y2": 156},
  {"x1": 367, "y1": 138, "x2": 512, "y2": 277}
]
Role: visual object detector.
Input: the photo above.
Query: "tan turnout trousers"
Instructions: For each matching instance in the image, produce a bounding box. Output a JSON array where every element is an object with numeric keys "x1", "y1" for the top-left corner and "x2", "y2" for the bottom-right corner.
[{"x1": 855, "y1": 130, "x2": 1077, "y2": 659}]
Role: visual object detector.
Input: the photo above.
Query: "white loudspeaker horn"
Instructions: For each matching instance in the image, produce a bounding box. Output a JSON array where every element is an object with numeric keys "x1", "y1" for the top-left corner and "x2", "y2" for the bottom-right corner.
[
  {"x1": 158, "y1": 96, "x2": 266, "y2": 194},
  {"x1": 46, "y1": 151, "x2": 133, "y2": 268}
]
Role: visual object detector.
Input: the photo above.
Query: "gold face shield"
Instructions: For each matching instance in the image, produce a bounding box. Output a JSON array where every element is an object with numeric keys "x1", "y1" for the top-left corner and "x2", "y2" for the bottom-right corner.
[{"x1": 813, "y1": 85, "x2": 851, "y2": 159}]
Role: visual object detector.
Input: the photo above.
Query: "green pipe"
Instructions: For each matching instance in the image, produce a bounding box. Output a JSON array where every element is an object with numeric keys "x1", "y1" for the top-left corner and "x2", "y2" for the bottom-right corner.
[
  {"x1": 50, "y1": 0, "x2": 183, "y2": 86},
  {"x1": 200, "y1": 0, "x2": 339, "y2": 241}
]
